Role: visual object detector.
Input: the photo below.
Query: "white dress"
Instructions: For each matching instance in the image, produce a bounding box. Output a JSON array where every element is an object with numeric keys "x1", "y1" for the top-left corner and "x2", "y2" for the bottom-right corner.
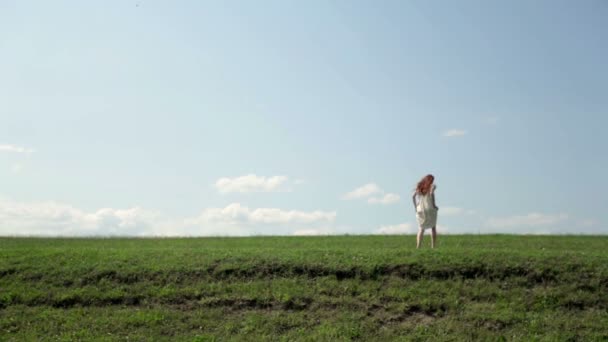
[{"x1": 415, "y1": 186, "x2": 438, "y2": 230}]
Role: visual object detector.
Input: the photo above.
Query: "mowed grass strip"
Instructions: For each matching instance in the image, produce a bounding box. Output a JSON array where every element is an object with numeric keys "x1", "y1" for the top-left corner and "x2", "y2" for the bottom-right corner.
[{"x1": 1, "y1": 235, "x2": 607, "y2": 341}]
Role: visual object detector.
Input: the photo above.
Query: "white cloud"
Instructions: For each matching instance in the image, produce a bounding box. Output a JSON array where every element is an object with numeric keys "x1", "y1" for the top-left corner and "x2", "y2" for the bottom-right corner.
[
  {"x1": 442, "y1": 129, "x2": 467, "y2": 137},
  {"x1": 183, "y1": 203, "x2": 336, "y2": 236},
  {"x1": 0, "y1": 198, "x2": 159, "y2": 236},
  {"x1": 375, "y1": 223, "x2": 416, "y2": 235},
  {"x1": 485, "y1": 212, "x2": 569, "y2": 229},
  {"x1": 292, "y1": 228, "x2": 332, "y2": 236},
  {"x1": 11, "y1": 163, "x2": 23, "y2": 174},
  {"x1": 0, "y1": 144, "x2": 35, "y2": 154},
  {"x1": 368, "y1": 193, "x2": 400, "y2": 205},
  {"x1": 436, "y1": 224, "x2": 450, "y2": 234},
  {"x1": 0, "y1": 198, "x2": 337, "y2": 237},
  {"x1": 343, "y1": 183, "x2": 402, "y2": 205},
  {"x1": 191, "y1": 203, "x2": 336, "y2": 225},
  {"x1": 215, "y1": 174, "x2": 289, "y2": 193},
  {"x1": 342, "y1": 183, "x2": 383, "y2": 200}
]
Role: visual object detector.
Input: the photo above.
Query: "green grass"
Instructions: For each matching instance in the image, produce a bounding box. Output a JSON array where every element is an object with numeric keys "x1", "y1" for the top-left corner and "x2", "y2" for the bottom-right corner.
[{"x1": 1, "y1": 235, "x2": 607, "y2": 341}]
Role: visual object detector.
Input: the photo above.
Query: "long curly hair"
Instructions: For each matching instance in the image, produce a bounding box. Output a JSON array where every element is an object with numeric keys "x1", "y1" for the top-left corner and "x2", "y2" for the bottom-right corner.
[{"x1": 416, "y1": 174, "x2": 435, "y2": 195}]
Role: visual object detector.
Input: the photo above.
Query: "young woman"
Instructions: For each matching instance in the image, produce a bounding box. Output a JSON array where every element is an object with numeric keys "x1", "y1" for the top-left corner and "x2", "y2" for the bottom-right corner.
[{"x1": 412, "y1": 174, "x2": 438, "y2": 248}]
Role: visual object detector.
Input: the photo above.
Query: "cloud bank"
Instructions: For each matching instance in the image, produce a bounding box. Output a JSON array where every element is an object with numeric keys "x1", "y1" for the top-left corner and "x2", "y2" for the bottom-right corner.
[
  {"x1": 342, "y1": 183, "x2": 383, "y2": 200},
  {"x1": 442, "y1": 129, "x2": 467, "y2": 137},
  {"x1": 189, "y1": 203, "x2": 336, "y2": 226},
  {"x1": 0, "y1": 198, "x2": 600, "y2": 236},
  {"x1": 0, "y1": 144, "x2": 35, "y2": 154},
  {"x1": 0, "y1": 198, "x2": 336, "y2": 237},
  {"x1": 342, "y1": 183, "x2": 400, "y2": 205},
  {"x1": 215, "y1": 174, "x2": 290, "y2": 193},
  {"x1": 375, "y1": 223, "x2": 415, "y2": 235},
  {"x1": 485, "y1": 212, "x2": 569, "y2": 229},
  {"x1": 0, "y1": 198, "x2": 159, "y2": 236}
]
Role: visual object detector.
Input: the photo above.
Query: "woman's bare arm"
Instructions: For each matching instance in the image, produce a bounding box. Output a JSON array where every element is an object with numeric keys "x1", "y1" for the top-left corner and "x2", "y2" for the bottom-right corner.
[{"x1": 412, "y1": 192, "x2": 417, "y2": 211}]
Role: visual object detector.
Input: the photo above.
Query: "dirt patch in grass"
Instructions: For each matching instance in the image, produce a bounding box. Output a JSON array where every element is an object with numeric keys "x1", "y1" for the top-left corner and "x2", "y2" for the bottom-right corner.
[{"x1": 371, "y1": 304, "x2": 438, "y2": 328}]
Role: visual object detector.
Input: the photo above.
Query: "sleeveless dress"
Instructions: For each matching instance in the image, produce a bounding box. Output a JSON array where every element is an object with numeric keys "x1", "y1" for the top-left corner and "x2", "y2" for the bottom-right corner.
[{"x1": 415, "y1": 187, "x2": 438, "y2": 230}]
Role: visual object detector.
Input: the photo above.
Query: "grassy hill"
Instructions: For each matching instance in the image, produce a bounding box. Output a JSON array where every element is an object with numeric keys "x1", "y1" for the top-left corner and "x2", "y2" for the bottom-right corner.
[{"x1": 1, "y1": 235, "x2": 607, "y2": 341}]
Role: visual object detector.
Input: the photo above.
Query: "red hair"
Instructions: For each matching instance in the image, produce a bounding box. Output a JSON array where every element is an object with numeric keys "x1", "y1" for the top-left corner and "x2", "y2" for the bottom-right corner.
[{"x1": 416, "y1": 174, "x2": 435, "y2": 195}]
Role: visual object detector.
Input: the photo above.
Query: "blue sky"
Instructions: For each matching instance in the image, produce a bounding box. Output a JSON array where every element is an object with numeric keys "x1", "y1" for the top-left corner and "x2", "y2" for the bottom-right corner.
[{"x1": 1, "y1": 0, "x2": 606, "y2": 236}]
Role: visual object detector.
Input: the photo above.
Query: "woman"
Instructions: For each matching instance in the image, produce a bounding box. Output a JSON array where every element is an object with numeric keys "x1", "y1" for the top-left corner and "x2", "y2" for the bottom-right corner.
[{"x1": 412, "y1": 174, "x2": 438, "y2": 248}]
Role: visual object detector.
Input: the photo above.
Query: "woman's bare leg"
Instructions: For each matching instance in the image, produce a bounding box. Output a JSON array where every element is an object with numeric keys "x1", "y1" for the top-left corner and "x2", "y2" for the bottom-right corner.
[
  {"x1": 416, "y1": 228, "x2": 424, "y2": 248},
  {"x1": 431, "y1": 227, "x2": 437, "y2": 248}
]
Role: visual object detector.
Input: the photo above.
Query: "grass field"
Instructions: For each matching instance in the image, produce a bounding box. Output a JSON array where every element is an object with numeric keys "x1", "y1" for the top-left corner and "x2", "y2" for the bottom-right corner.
[{"x1": 1, "y1": 235, "x2": 607, "y2": 341}]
